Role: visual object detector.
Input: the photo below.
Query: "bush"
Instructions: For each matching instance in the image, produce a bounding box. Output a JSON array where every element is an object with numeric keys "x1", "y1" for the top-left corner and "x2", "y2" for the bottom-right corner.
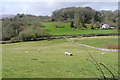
[
  {"x1": 80, "y1": 27, "x2": 87, "y2": 30},
  {"x1": 2, "y1": 14, "x2": 48, "y2": 41},
  {"x1": 10, "y1": 37, "x2": 20, "y2": 42},
  {"x1": 86, "y1": 24, "x2": 94, "y2": 29},
  {"x1": 93, "y1": 25, "x2": 100, "y2": 30},
  {"x1": 18, "y1": 27, "x2": 51, "y2": 41}
]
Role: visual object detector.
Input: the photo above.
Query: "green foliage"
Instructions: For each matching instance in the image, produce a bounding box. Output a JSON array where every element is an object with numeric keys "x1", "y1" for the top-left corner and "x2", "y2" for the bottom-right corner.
[
  {"x1": 2, "y1": 14, "x2": 50, "y2": 41},
  {"x1": 18, "y1": 27, "x2": 50, "y2": 41},
  {"x1": 18, "y1": 29, "x2": 36, "y2": 41},
  {"x1": 10, "y1": 37, "x2": 20, "y2": 42},
  {"x1": 52, "y1": 7, "x2": 95, "y2": 24},
  {"x1": 41, "y1": 22, "x2": 117, "y2": 35},
  {"x1": 86, "y1": 23, "x2": 100, "y2": 30},
  {"x1": 94, "y1": 22, "x2": 101, "y2": 29},
  {"x1": 80, "y1": 27, "x2": 87, "y2": 30},
  {"x1": 51, "y1": 18, "x2": 56, "y2": 21},
  {"x1": 51, "y1": 7, "x2": 117, "y2": 29},
  {"x1": 70, "y1": 21, "x2": 74, "y2": 28},
  {"x1": 94, "y1": 11, "x2": 102, "y2": 23},
  {"x1": 74, "y1": 13, "x2": 82, "y2": 29},
  {"x1": 86, "y1": 24, "x2": 94, "y2": 29},
  {"x1": 112, "y1": 19, "x2": 116, "y2": 22},
  {"x1": 93, "y1": 26, "x2": 100, "y2": 30},
  {"x1": 2, "y1": 10, "x2": 118, "y2": 41}
]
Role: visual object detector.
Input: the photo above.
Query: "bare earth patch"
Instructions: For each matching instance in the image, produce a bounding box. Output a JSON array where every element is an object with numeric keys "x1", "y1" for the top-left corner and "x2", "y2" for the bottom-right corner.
[{"x1": 106, "y1": 44, "x2": 120, "y2": 49}]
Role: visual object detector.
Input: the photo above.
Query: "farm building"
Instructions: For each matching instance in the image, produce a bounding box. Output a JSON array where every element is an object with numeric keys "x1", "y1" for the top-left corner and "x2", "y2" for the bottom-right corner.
[
  {"x1": 101, "y1": 24, "x2": 110, "y2": 29},
  {"x1": 100, "y1": 24, "x2": 115, "y2": 29}
]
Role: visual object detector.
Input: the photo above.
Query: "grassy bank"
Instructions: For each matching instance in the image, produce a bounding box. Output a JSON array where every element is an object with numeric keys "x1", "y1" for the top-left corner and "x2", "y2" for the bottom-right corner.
[
  {"x1": 70, "y1": 36, "x2": 118, "y2": 48},
  {"x1": 41, "y1": 22, "x2": 118, "y2": 35},
  {"x1": 2, "y1": 36, "x2": 118, "y2": 78}
]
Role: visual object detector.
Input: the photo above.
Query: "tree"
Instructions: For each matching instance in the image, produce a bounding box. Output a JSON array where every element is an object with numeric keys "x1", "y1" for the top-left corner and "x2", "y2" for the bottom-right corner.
[
  {"x1": 2, "y1": 14, "x2": 51, "y2": 41},
  {"x1": 51, "y1": 6, "x2": 117, "y2": 29},
  {"x1": 70, "y1": 21, "x2": 75, "y2": 30},
  {"x1": 74, "y1": 13, "x2": 82, "y2": 28},
  {"x1": 94, "y1": 11, "x2": 102, "y2": 23}
]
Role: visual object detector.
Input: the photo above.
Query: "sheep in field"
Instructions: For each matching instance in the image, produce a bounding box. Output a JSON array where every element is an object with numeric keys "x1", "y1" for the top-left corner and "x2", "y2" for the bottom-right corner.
[
  {"x1": 64, "y1": 52, "x2": 73, "y2": 56},
  {"x1": 26, "y1": 51, "x2": 28, "y2": 53}
]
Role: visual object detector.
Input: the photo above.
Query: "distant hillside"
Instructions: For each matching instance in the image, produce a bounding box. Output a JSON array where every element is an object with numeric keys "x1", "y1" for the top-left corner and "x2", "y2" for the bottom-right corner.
[
  {"x1": 51, "y1": 7, "x2": 118, "y2": 28},
  {"x1": 0, "y1": 14, "x2": 15, "y2": 19}
]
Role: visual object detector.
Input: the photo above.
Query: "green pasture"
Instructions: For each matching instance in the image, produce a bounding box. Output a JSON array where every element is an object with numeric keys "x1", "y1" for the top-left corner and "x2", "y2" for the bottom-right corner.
[
  {"x1": 72, "y1": 36, "x2": 118, "y2": 48},
  {"x1": 41, "y1": 22, "x2": 117, "y2": 35},
  {"x1": 2, "y1": 36, "x2": 118, "y2": 78}
]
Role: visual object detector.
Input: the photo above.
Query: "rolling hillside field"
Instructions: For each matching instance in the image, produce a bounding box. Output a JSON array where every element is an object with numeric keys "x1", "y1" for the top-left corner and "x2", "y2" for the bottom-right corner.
[
  {"x1": 2, "y1": 36, "x2": 118, "y2": 78},
  {"x1": 1, "y1": 2, "x2": 119, "y2": 79},
  {"x1": 70, "y1": 36, "x2": 118, "y2": 48},
  {"x1": 41, "y1": 22, "x2": 118, "y2": 35}
]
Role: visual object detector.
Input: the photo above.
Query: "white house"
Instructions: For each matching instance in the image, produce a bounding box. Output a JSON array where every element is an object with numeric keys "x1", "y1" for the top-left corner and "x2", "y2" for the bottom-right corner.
[
  {"x1": 101, "y1": 24, "x2": 110, "y2": 29},
  {"x1": 100, "y1": 24, "x2": 115, "y2": 29}
]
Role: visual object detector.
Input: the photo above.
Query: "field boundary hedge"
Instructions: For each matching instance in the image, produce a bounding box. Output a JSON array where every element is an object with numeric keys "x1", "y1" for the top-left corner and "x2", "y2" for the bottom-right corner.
[{"x1": 1, "y1": 33, "x2": 119, "y2": 44}]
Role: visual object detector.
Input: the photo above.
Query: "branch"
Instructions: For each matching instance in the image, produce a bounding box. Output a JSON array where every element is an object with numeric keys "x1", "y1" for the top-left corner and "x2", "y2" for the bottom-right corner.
[{"x1": 100, "y1": 63, "x2": 115, "y2": 79}]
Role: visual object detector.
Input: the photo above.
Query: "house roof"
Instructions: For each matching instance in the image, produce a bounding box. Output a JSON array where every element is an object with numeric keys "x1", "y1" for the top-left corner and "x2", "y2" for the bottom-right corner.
[{"x1": 101, "y1": 24, "x2": 109, "y2": 28}]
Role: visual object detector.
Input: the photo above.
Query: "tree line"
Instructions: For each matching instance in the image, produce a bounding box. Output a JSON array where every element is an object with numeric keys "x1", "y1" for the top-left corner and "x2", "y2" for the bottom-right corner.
[
  {"x1": 1, "y1": 6, "x2": 118, "y2": 41},
  {"x1": 2, "y1": 14, "x2": 50, "y2": 41},
  {"x1": 52, "y1": 6, "x2": 118, "y2": 29}
]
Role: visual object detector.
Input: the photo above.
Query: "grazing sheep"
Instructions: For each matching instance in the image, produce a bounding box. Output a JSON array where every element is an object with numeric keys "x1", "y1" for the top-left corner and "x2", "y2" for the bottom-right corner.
[
  {"x1": 64, "y1": 52, "x2": 73, "y2": 56},
  {"x1": 26, "y1": 51, "x2": 28, "y2": 53},
  {"x1": 101, "y1": 53, "x2": 106, "y2": 54}
]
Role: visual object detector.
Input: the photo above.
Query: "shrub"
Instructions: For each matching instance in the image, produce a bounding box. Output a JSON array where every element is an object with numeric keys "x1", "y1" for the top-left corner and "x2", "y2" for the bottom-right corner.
[
  {"x1": 2, "y1": 14, "x2": 48, "y2": 41},
  {"x1": 93, "y1": 25, "x2": 100, "y2": 30},
  {"x1": 18, "y1": 27, "x2": 50, "y2": 41},
  {"x1": 10, "y1": 37, "x2": 20, "y2": 42},
  {"x1": 80, "y1": 27, "x2": 87, "y2": 30},
  {"x1": 86, "y1": 24, "x2": 94, "y2": 29}
]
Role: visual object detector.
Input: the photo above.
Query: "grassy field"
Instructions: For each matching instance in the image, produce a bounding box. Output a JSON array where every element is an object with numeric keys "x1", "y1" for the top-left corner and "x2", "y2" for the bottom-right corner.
[
  {"x1": 2, "y1": 36, "x2": 118, "y2": 78},
  {"x1": 41, "y1": 22, "x2": 118, "y2": 35},
  {"x1": 70, "y1": 36, "x2": 118, "y2": 48}
]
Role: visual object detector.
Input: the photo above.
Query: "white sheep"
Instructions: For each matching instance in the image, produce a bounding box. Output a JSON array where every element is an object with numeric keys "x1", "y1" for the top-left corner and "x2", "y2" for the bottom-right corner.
[
  {"x1": 101, "y1": 53, "x2": 106, "y2": 54},
  {"x1": 26, "y1": 51, "x2": 28, "y2": 53},
  {"x1": 64, "y1": 52, "x2": 73, "y2": 56}
]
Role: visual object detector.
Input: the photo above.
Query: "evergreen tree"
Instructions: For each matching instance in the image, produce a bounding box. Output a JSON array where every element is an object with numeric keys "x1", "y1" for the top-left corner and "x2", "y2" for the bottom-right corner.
[{"x1": 70, "y1": 21, "x2": 75, "y2": 30}]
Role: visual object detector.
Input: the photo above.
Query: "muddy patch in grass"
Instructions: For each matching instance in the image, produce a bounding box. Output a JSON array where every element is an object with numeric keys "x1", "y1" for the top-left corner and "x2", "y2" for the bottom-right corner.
[{"x1": 106, "y1": 44, "x2": 120, "y2": 49}]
